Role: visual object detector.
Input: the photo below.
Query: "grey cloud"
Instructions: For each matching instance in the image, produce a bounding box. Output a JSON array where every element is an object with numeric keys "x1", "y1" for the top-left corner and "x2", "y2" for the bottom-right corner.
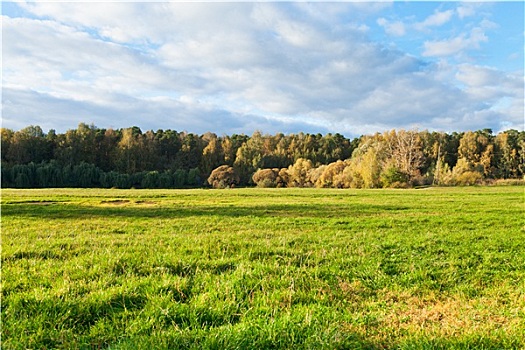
[
  {"x1": 2, "y1": 87, "x2": 329, "y2": 136},
  {"x1": 3, "y1": 2, "x2": 523, "y2": 137}
]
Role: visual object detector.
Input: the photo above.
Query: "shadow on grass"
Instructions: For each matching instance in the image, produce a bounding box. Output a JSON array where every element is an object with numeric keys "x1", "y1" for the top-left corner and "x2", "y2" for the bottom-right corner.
[{"x1": 2, "y1": 202, "x2": 409, "y2": 220}]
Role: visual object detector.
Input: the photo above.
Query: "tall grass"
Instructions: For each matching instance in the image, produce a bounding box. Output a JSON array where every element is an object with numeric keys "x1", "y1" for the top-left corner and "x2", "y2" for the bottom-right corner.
[{"x1": 2, "y1": 187, "x2": 524, "y2": 349}]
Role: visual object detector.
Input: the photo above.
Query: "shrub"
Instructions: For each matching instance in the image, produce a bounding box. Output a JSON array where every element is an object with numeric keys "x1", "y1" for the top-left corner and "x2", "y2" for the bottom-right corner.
[
  {"x1": 317, "y1": 161, "x2": 344, "y2": 188},
  {"x1": 287, "y1": 158, "x2": 314, "y2": 187},
  {"x1": 380, "y1": 167, "x2": 409, "y2": 188},
  {"x1": 208, "y1": 165, "x2": 239, "y2": 189},
  {"x1": 252, "y1": 169, "x2": 279, "y2": 188},
  {"x1": 493, "y1": 178, "x2": 525, "y2": 186},
  {"x1": 454, "y1": 171, "x2": 483, "y2": 186}
]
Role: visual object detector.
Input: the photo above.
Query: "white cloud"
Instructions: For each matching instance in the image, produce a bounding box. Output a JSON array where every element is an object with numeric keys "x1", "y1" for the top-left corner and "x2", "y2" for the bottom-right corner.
[
  {"x1": 423, "y1": 27, "x2": 488, "y2": 57},
  {"x1": 379, "y1": 9, "x2": 454, "y2": 38},
  {"x1": 454, "y1": 64, "x2": 524, "y2": 131},
  {"x1": 480, "y1": 19, "x2": 498, "y2": 30},
  {"x1": 455, "y1": 65, "x2": 504, "y2": 87},
  {"x1": 2, "y1": 2, "x2": 523, "y2": 136},
  {"x1": 456, "y1": 64, "x2": 523, "y2": 103},
  {"x1": 377, "y1": 17, "x2": 406, "y2": 36},
  {"x1": 414, "y1": 9, "x2": 454, "y2": 31},
  {"x1": 457, "y1": 5, "x2": 476, "y2": 20}
]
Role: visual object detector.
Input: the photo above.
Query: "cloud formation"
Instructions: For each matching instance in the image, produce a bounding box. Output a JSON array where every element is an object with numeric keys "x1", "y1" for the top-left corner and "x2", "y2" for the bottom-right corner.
[
  {"x1": 423, "y1": 27, "x2": 489, "y2": 57},
  {"x1": 414, "y1": 9, "x2": 454, "y2": 31},
  {"x1": 2, "y1": 2, "x2": 523, "y2": 137},
  {"x1": 377, "y1": 18, "x2": 406, "y2": 37}
]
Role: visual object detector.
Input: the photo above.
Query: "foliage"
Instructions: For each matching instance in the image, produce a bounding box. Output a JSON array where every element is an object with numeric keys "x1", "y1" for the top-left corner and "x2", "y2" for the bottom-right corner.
[
  {"x1": 286, "y1": 158, "x2": 314, "y2": 187},
  {"x1": 453, "y1": 170, "x2": 484, "y2": 186},
  {"x1": 380, "y1": 166, "x2": 409, "y2": 188},
  {"x1": 252, "y1": 168, "x2": 281, "y2": 188},
  {"x1": 2, "y1": 187, "x2": 524, "y2": 349},
  {"x1": 207, "y1": 165, "x2": 239, "y2": 189},
  {"x1": 493, "y1": 178, "x2": 525, "y2": 186},
  {"x1": 2, "y1": 124, "x2": 525, "y2": 189},
  {"x1": 316, "y1": 161, "x2": 346, "y2": 188},
  {"x1": 1, "y1": 162, "x2": 201, "y2": 189}
]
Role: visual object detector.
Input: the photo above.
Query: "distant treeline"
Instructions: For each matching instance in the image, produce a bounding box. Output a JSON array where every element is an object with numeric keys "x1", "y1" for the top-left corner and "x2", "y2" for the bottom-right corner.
[{"x1": 1, "y1": 124, "x2": 524, "y2": 189}]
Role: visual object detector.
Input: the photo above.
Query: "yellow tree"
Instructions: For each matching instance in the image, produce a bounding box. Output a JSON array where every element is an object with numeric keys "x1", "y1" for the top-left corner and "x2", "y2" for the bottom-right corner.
[
  {"x1": 383, "y1": 129, "x2": 424, "y2": 184},
  {"x1": 458, "y1": 131, "x2": 479, "y2": 164},
  {"x1": 201, "y1": 136, "x2": 223, "y2": 176},
  {"x1": 495, "y1": 131, "x2": 520, "y2": 178},
  {"x1": 317, "y1": 160, "x2": 346, "y2": 188},
  {"x1": 348, "y1": 134, "x2": 386, "y2": 188},
  {"x1": 117, "y1": 127, "x2": 145, "y2": 174},
  {"x1": 456, "y1": 131, "x2": 492, "y2": 177},
  {"x1": 287, "y1": 158, "x2": 314, "y2": 187}
]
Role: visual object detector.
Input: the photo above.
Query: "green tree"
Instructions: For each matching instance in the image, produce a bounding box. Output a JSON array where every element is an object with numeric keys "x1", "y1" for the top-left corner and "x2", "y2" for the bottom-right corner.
[
  {"x1": 187, "y1": 167, "x2": 202, "y2": 186},
  {"x1": 173, "y1": 169, "x2": 188, "y2": 188},
  {"x1": 495, "y1": 131, "x2": 521, "y2": 178},
  {"x1": 98, "y1": 128, "x2": 120, "y2": 172},
  {"x1": 176, "y1": 133, "x2": 204, "y2": 170},
  {"x1": 36, "y1": 161, "x2": 63, "y2": 187},
  {"x1": 234, "y1": 131, "x2": 265, "y2": 184},
  {"x1": 12, "y1": 163, "x2": 37, "y2": 188},
  {"x1": 141, "y1": 130, "x2": 161, "y2": 171},
  {"x1": 142, "y1": 171, "x2": 160, "y2": 189},
  {"x1": 156, "y1": 129, "x2": 182, "y2": 171},
  {"x1": 1, "y1": 128, "x2": 14, "y2": 163},
  {"x1": 116, "y1": 127, "x2": 147, "y2": 174},
  {"x1": 73, "y1": 162, "x2": 101, "y2": 187},
  {"x1": 380, "y1": 166, "x2": 409, "y2": 188},
  {"x1": 6, "y1": 126, "x2": 51, "y2": 164}
]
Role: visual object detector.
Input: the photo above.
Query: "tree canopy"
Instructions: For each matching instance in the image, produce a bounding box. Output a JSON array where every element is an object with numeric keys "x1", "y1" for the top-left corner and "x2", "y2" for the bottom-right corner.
[{"x1": 1, "y1": 123, "x2": 524, "y2": 188}]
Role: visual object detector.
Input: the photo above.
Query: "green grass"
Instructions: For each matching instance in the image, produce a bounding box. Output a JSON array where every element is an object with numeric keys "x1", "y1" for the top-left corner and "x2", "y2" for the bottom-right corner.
[{"x1": 2, "y1": 187, "x2": 524, "y2": 349}]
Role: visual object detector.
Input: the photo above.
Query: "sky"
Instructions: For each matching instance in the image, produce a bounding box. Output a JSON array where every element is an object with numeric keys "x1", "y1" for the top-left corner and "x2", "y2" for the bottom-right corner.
[{"x1": 2, "y1": 1, "x2": 524, "y2": 137}]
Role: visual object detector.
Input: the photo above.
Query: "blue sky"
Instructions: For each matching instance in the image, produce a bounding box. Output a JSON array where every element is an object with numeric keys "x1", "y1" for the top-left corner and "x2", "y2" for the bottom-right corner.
[{"x1": 2, "y1": 1, "x2": 523, "y2": 137}]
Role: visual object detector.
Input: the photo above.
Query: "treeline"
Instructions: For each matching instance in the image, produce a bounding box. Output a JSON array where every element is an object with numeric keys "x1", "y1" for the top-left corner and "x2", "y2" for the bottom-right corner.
[
  {"x1": 1, "y1": 123, "x2": 524, "y2": 189},
  {"x1": 1, "y1": 123, "x2": 354, "y2": 188}
]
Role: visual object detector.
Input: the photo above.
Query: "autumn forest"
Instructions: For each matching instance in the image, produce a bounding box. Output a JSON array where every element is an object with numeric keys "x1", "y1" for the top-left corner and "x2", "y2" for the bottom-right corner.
[{"x1": 1, "y1": 124, "x2": 524, "y2": 189}]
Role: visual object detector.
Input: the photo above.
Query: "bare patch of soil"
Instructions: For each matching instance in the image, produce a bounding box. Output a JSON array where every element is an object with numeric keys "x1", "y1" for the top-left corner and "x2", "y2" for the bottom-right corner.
[
  {"x1": 17, "y1": 200, "x2": 57, "y2": 205},
  {"x1": 100, "y1": 200, "x2": 130, "y2": 205},
  {"x1": 135, "y1": 200, "x2": 156, "y2": 205}
]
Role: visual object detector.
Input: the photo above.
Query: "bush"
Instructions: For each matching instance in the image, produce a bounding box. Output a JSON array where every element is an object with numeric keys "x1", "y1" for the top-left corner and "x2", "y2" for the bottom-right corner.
[
  {"x1": 493, "y1": 178, "x2": 525, "y2": 186},
  {"x1": 173, "y1": 169, "x2": 187, "y2": 188},
  {"x1": 187, "y1": 168, "x2": 202, "y2": 186},
  {"x1": 380, "y1": 167, "x2": 409, "y2": 188},
  {"x1": 208, "y1": 165, "x2": 239, "y2": 189},
  {"x1": 252, "y1": 169, "x2": 279, "y2": 188},
  {"x1": 454, "y1": 171, "x2": 483, "y2": 186},
  {"x1": 141, "y1": 171, "x2": 160, "y2": 188}
]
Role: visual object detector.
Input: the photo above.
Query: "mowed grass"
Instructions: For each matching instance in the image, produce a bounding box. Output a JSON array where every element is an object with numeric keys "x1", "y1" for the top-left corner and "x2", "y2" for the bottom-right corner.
[{"x1": 1, "y1": 186, "x2": 524, "y2": 349}]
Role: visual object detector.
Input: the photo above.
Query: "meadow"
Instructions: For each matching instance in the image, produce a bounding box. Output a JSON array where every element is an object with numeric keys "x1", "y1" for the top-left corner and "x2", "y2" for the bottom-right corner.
[{"x1": 1, "y1": 186, "x2": 524, "y2": 349}]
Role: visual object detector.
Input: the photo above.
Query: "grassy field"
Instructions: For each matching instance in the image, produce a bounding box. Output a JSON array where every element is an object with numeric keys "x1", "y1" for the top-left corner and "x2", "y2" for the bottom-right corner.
[{"x1": 1, "y1": 186, "x2": 524, "y2": 349}]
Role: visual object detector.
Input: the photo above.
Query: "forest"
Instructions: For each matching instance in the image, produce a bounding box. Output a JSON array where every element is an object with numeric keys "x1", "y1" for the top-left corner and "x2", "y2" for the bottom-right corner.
[{"x1": 1, "y1": 123, "x2": 524, "y2": 189}]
